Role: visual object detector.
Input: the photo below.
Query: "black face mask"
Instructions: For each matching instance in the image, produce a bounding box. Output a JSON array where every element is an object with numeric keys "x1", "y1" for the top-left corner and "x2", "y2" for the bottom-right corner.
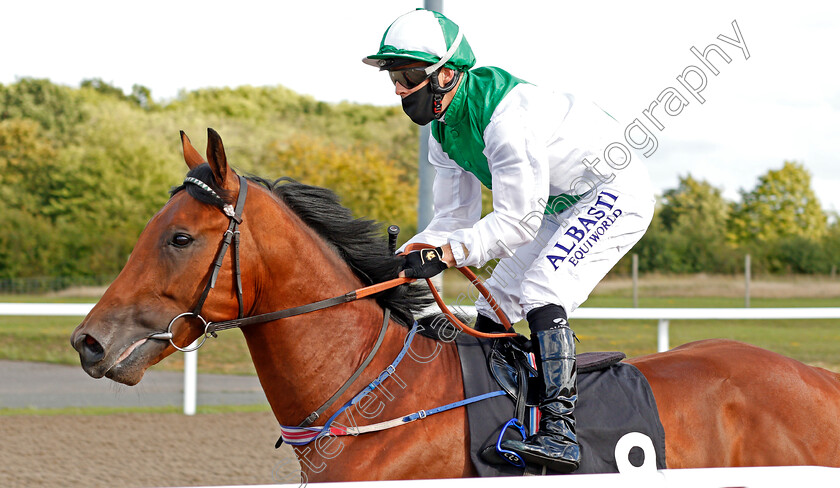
[
  {"x1": 400, "y1": 70, "x2": 461, "y2": 126},
  {"x1": 401, "y1": 82, "x2": 439, "y2": 126}
]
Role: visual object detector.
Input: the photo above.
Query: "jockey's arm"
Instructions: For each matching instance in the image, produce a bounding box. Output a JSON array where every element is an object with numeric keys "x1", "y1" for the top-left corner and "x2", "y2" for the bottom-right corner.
[{"x1": 447, "y1": 112, "x2": 550, "y2": 268}]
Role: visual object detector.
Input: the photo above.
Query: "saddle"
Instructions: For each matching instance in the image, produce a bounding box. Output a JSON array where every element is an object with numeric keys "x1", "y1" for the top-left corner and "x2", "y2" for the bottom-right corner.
[
  {"x1": 488, "y1": 336, "x2": 626, "y2": 413},
  {"x1": 456, "y1": 332, "x2": 667, "y2": 476}
]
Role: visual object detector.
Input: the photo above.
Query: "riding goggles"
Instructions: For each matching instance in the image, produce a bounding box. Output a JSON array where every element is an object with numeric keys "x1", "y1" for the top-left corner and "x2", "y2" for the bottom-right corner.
[{"x1": 388, "y1": 67, "x2": 433, "y2": 89}]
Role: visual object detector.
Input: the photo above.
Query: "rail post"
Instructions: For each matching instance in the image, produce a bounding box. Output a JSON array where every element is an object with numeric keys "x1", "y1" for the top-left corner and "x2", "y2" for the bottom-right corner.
[
  {"x1": 657, "y1": 319, "x2": 669, "y2": 352},
  {"x1": 183, "y1": 344, "x2": 198, "y2": 415}
]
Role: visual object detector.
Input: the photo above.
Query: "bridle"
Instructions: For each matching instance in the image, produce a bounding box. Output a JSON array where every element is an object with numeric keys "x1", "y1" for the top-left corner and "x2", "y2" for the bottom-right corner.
[
  {"x1": 148, "y1": 173, "x2": 516, "y2": 426},
  {"x1": 151, "y1": 173, "x2": 515, "y2": 346},
  {"x1": 148, "y1": 174, "x2": 417, "y2": 349},
  {"x1": 149, "y1": 175, "x2": 249, "y2": 352}
]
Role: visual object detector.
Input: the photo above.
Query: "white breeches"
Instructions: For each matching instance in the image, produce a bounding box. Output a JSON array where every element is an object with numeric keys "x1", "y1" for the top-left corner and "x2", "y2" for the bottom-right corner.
[{"x1": 475, "y1": 168, "x2": 655, "y2": 324}]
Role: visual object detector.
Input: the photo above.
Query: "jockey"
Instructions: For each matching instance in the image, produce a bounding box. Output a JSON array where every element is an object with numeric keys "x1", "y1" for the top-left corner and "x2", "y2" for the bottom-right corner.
[{"x1": 364, "y1": 8, "x2": 655, "y2": 473}]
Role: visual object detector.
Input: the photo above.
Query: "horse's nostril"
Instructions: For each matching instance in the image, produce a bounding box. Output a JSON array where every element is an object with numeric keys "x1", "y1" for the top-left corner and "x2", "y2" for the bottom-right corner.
[{"x1": 78, "y1": 334, "x2": 105, "y2": 364}]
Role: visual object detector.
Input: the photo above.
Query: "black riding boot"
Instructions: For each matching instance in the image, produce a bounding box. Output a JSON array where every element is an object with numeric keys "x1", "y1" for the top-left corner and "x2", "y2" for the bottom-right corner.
[{"x1": 501, "y1": 305, "x2": 580, "y2": 473}]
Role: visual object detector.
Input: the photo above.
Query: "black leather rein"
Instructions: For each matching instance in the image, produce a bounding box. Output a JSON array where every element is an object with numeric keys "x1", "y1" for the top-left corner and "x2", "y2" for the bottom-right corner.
[{"x1": 149, "y1": 174, "x2": 397, "y2": 428}]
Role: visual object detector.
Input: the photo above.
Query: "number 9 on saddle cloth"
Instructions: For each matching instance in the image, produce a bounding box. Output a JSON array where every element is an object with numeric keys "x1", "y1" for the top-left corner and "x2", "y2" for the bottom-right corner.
[{"x1": 454, "y1": 330, "x2": 667, "y2": 476}]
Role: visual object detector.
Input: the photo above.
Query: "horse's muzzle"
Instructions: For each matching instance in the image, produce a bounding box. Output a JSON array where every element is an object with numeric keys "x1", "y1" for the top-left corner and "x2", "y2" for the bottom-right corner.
[{"x1": 72, "y1": 333, "x2": 107, "y2": 377}]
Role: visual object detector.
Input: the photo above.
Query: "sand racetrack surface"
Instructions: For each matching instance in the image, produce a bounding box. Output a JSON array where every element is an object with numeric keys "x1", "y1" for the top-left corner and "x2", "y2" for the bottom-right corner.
[{"x1": 0, "y1": 411, "x2": 302, "y2": 487}]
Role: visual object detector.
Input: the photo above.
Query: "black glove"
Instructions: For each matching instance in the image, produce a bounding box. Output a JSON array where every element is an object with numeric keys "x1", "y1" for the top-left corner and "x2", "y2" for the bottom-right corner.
[{"x1": 401, "y1": 247, "x2": 449, "y2": 279}]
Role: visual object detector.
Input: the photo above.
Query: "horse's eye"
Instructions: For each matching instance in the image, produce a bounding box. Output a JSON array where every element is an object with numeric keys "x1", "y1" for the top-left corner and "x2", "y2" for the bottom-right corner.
[{"x1": 171, "y1": 233, "x2": 193, "y2": 248}]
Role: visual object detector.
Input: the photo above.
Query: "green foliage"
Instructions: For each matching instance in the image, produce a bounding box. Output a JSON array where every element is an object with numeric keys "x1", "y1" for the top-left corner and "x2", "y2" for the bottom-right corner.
[
  {"x1": 659, "y1": 175, "x2": 730, "y2": 232},
  {"x1": 1, "y1": 77, "x2": 836, "y2": 285},
  {"x1": 129, "y1": 84, "x2": 155, "y2": 110},
  {"x1": 168, "y1": 85, "x2": 321, "y2": 120},
  {"x1": 625, "y1": 168, "x2": 833, "y2": 275},
  {"x1": 729, "y1": 161, "x2": 827, "y2": 243},
  {"x1": 657, "y1": 175, "x2": 738, "y2": 273},
  {"x1": 824, "y1": 217, "x2": 840, "y2": 272},
  {"x1": 0, "y1": 78, "x2": 417, "y2": 284},
  {"x1": 261, "y1": 136, "x2": 418, "y2": 236},
  {"x1": 81, "y1": 78, "x2": 157, "y2": 110},
  {"x1": 80, "y1": 78, "x2": 128, "y2": 101},
  {"x1": 165, "y1": 85, "x2": 417, "y2": 162},
  {"x1": 0, "y1": 78, "x2": 86, "y2": 137},
  {"x1": 770, "y1": 236, "x2": 830, "y2": 274},
  {"x1": 0, "y1": 119, "x2": 58, "y2": 211},
  {"x1": 629, "y1": 177, "x2": 741, "y2": 274},
  {"x1": 0, "y1": 206, "x2": 59, "y2": 279}
]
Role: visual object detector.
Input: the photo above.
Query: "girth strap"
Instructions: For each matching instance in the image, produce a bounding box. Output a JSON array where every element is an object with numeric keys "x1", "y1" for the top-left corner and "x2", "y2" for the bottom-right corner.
[
  {"x1": 277, "y1": 319, "x2": 421, "y2": 448},
  {"x1": 279, "y1": 390, "x2": 507, "y2": 446}
]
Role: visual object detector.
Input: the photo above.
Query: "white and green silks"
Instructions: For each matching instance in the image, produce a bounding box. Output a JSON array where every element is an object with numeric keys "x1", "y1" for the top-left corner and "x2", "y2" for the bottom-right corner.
[
  {"x1": 363, "y1": 8, "x2": 475, "y2": 72},
  {"x1": 366, "y1": 10, "x2": 656, "y2": 321},
  {"x1": 403, "y1": 70, "x2": 656, "y2": 320}
]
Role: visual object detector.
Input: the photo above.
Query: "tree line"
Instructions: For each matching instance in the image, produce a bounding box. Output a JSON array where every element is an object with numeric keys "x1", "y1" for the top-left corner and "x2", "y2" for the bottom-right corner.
[
  {"x1": 625, "y1": 165, "x2": 839, "y2": 275},
  {"x1": 0, "y1": 78, "x2": 837, "y2": 288},
  {"x1": 0, "y1": 78, "x2": 418, "y2": 284}
]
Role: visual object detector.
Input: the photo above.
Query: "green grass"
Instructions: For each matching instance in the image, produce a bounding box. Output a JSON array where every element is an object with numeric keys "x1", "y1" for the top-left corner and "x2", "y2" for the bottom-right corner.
[
  {"x1": 3, "y1": 280, "x2": 840, "y2": 375},
  {"x1": 0, "y1": 314, "x2": 256, "y2": 375},
  {"x1": 571, "y1": 318, "x2": 840, "y2": 366},
  {"x1": 584, "y1": 295, "x2": 840, "y2": 308},
  {"x1": 0, "y1": 403, "x2": 270, "y2": 416},
  {"x1": 0, "y1": 294, "x2": 102, "y2": 303}
]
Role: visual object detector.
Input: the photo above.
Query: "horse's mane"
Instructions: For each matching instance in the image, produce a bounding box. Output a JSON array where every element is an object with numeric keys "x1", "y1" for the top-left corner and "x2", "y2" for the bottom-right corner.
[{"x1": 170, "y1": 164, "x2": 432, "y2": 327}]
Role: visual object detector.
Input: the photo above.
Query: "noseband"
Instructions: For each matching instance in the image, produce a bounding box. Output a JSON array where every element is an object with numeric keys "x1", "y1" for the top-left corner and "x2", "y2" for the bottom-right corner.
[
  {"x1": 147, "y1": 172, "x2": 516, "y2": 428},
  {"x1": 149, "y1": 173, "x2": 403, "y2": 426},
  {"x1": 147, "y1": 175, "x2": 418, "y2": 348},
  {"x1": 149, "y1": 173, "x2": 516, "y2": 352}
]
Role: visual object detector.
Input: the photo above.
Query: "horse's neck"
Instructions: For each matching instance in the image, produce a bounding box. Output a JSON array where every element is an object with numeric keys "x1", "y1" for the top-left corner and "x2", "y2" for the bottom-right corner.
[
  {"x1": 239, "y1": 198, "x2": 393, "y2": 426},
  {"x1": 243, "y1": 303, "x2": 388, "y2": 427}
]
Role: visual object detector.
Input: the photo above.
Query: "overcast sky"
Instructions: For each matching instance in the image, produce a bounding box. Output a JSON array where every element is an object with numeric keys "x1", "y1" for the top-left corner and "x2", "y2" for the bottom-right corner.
[{"x1": 2, "y1": 1, "x2": 839, "y2": 214}]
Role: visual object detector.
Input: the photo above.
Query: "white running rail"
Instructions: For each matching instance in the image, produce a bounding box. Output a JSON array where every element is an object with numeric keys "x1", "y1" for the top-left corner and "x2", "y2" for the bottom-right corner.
[
  {"x1": 3, "y1": 303, "x2": 840, "y2": 415},
  {"x1": 178, "y1": 465, "x2": 840, "y2": 487}
]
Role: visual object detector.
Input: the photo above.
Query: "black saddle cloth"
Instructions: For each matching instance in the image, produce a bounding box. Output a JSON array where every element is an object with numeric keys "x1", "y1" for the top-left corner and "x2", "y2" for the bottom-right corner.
[{"x1": 457, "y1": 333, "x2": 667, "y2": 476}]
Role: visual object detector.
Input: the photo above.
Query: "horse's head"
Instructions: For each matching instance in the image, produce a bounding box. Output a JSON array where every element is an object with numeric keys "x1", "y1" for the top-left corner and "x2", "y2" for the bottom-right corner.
[{"x1": 71, "y1": 129, "x2": 250, "y2": 385}]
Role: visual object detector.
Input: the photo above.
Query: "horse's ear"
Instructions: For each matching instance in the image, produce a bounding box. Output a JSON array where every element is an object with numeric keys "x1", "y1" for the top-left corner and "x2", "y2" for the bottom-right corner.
[
  {"x1": 205, "y1": 128, "x2": 237, "y2": 189},
  {"x1": 180, "y1": 131, "x2": 205, "y2": 169}
]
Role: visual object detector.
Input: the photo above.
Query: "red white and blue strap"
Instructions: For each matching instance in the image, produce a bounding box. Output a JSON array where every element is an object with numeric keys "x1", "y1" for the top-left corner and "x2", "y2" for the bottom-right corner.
[
  {"x1": 278, "y1": 320, "x2": 512, "y2": 446},
  {"x1": 278, "y1": 321, "x2": 420, "y2": 446},
  {"x1": 527, "y1": 352, "x2": 540, "y2": 435},
  {"x1": 316, "y1": 320, "x2": 421, "y2": 431},
  {"x1": 279, "y1": 390, "x2": 507, "y2": 446}
]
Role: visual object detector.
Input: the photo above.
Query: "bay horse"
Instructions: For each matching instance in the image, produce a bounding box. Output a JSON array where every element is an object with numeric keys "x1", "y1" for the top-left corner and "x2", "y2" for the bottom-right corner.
[{"x1": 71, "y1": 129, "x2": 840, "y2": 480}]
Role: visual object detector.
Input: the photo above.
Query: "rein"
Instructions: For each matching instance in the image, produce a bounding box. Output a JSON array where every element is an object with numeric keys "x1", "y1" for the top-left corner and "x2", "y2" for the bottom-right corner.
[
  {"x1": 148, "y1": 176, "x2": 412, "y2": 346},
  {"x1": 151, "y1": 175, "x2": 515, "y2": 349},
  {"x1": 151, "y1": 173, "x2": 517, "y2": 429},
  {"x1": 206, "y1": 277, "x2": 412, "y2": 335}
]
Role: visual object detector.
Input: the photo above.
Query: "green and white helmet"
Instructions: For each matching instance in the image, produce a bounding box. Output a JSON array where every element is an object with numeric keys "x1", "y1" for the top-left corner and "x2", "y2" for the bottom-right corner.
[{"x1": 362, "y1": 8, "x2": 476, "y2": 73}]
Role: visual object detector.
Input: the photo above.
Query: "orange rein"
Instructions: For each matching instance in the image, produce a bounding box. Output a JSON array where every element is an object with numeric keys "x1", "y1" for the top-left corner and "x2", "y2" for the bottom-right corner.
[{"x1": 355, "y1": 243, "x2": 518, "y2": 339}]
